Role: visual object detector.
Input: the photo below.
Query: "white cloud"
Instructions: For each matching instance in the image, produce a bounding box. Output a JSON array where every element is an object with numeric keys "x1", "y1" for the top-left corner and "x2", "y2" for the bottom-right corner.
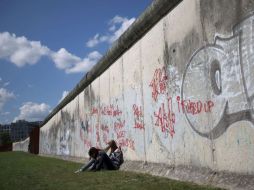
[
  {"x1": 0, "y1": 32, "x2": 49, "y2": 67},
  {"x1": 110, "y1": 15, "x2": 128, "y2": 25},
  {"x1": 109, "y1": 16, "x2": 135, "y2": 43},
  {"x1": 65, "y1": 51, "x2": 102, "y2": 74},
  {"x1": 0, "y1": 32, "x2": 102, "y2": 74},
  {"x1": 1, "y1": 111, "x2": 10, "y2": 116},
  {"x1": 86, "y1": 34, "x2": 100, "y2": 48},
  {"x1": 86, "y1": 15, "x2": 136, "y2": 48},
  {"x1": 14, "y1": 102, "x2": 51, "y2": 122},
  {"x1": 51, "y1": 48, "x2": 81, "y2": 70},
  {"x1": 59, "y1": 90, "x2": 69, "y2": 103},
  {"x1": 0, "y1": 88, "x2": 15, "y2": 111},
  {"x1": 4, "y1": 82, "x2": 10, "y2": 87},
  {"x1": 0, "y1": 16, "x2": 134, "y2": 75},
  {"x1": 0, "y1": 78, "x2": 10, "y2": 87}
]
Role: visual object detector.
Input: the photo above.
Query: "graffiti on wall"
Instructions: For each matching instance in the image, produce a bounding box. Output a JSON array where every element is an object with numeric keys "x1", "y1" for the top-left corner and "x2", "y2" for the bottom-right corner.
[
  {"x1": 154, "y1": 96, "x2": 175, "y2": 138},
  {"x1": 132, "y1": 104, "x2": 145, "y2": 130},
  {"x1": 90, "y1": 104, "x2": 135, "y2": 150},
  {"x1": 41, "y1": 12, "x2": 254, "y2": 162},
  {"x1": 182, "y1": 13, "x2": 254, "y2": 139},
  {"x1": 58, "y1": 111, "x2": 74, "y2": 155},
  {"x1": 149, "y1": 64, "x2": 179, "y2": 139},
  {"x1": 40, "y1": 111, "x2": 75, "y2": 155},
  {"x1": 149, "y1": 66, "x2": 168, "y2": 102},
  {"x1": 79, "y1": 119, "x2": 92, "y2": 148}
]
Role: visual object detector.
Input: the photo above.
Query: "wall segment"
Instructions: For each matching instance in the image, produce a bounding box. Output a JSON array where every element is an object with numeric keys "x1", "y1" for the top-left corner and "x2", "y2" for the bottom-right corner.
[{"x1": 40, "y1": 0, "x2": 254, "y2": 175}]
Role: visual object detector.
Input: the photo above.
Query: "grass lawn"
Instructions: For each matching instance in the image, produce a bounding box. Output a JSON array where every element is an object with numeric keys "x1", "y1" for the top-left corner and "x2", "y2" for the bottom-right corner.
[{"x1": 0, "y1": 152, "x2": 223, "y2": 190}]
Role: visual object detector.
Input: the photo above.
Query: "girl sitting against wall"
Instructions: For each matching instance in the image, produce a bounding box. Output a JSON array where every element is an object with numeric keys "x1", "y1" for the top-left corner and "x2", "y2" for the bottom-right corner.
[{"x1": 75, "y1": 140, "x2": 124, "y2": 173}]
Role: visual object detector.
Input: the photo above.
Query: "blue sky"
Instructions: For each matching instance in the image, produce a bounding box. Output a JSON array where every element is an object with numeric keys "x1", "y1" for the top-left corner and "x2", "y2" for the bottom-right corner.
[{"x1": 0, "y1": 0, "x2": 152, "y2": 124}]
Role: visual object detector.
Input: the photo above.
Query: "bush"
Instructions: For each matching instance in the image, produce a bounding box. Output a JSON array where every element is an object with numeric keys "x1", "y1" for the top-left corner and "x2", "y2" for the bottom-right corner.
[{"x1": 0, "y1": 132, "x2": 12, "y2": 145}]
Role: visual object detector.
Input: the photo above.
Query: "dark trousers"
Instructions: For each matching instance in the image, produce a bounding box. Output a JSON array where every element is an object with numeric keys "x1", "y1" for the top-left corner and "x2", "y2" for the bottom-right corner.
[{"x1": 96, "y1": 151, "x2": 115, "y2": 170}]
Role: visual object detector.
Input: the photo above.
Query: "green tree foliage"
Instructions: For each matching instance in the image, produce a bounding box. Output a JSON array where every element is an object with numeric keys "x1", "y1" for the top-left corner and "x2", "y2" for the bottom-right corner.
[{"x1": 0, "y1": 132, "x2": 12, "y2": 145}]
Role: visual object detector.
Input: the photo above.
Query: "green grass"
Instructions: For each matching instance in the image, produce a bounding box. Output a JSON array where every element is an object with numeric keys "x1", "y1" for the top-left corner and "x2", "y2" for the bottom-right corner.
[{"x1": 0, "y1": 152, "x2": 222, "y2": 190}]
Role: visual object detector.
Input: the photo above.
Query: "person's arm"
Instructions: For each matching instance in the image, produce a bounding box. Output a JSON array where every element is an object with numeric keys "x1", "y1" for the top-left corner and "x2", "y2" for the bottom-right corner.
[
  {"x1": 74, "y1": 158, "x2": 96, "y2": 173},
  {"x1": 104, "y1": 144, "x2": 111, "y2": 153},
  {"x1": 94, "y1": 157, "x2": 102, "y2": 171}
]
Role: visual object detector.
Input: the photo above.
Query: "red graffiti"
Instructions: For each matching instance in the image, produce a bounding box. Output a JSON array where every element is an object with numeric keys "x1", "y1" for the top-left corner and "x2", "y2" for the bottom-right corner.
[
  {"x1": 154, "y1": 97, "x2": 175, "y2": 138},
  {"x1": 101, "y1": 124, "x2": 109, "y2": 133},
  {"x1": 101, "y1": 105, "x2": 122, "y2": 117},
  {"x1": 101, "y1": 124, "x2": 109, "y2": 144},
  {"x1": 133, "y1": 104, "x2": 143, "y2": 118},
  {"x1": 149, "y1": 67, "x2": 168, "y2": 102},
  {"x1": 134, "y1": 121, "x2": 145, "y2": 130},
  {"x1": 103, "y1": 132, "x2": 108, "y2": 144},
  {"x1": 91, "y1": 105, "x2": 122, "y2": 117},
  {"x1": 95, "y1": 123, "x2": 100, "y2": 143},
  {"x1": 84, "y1": 139, "x2": 92, "y2": 148},
  {"x1": 176, "y1": 96, "x2": 214, "y2": 115},
  {"x1": 114, "y1": 120, "x2": 125, "y2": 131},
  {"x1": 113, "y1": 119, "x2": 127, "y2": 140},
  {"x1": 118, "y1": 138, "x2": 135, "y2": 150},
  {"x1": 91, "y1": 107, "x2": 99, "y2": 115},
  {"x1": 132, "y1": 104, "x2": 145, "y2": 130},
  {"x1": 116, "y1": 131, "x2": 126, "y2": 139},
  {"x1": 79, "y1": 129, "x2": 92, "y2": 148}
]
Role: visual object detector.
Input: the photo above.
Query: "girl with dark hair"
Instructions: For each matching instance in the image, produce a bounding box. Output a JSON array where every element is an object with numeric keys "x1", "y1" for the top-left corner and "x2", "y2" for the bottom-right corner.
[{"x1": 75, "y1": 140, "x2": 124, "y2": 173}]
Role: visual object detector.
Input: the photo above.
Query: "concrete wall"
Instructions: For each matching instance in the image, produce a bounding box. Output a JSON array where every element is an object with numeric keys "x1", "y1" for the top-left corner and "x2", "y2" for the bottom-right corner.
[
  {"x1": 40, "y1": 0, "x2": 254, "y2": 175},
  {"x1": 13, "y1": 137, "x2": 29, "y2": 152}
]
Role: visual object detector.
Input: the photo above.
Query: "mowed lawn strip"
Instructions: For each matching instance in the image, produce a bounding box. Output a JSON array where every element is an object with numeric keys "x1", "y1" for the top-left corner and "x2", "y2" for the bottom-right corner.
[{"x1": 0, "y1": 152, "x2": 223, "y2": 190}]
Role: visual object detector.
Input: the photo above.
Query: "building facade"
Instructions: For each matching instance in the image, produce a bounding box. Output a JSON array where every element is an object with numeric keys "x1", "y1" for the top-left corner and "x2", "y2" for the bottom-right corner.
[{"x1": 0, "y1": 120, "x2": 41, "y2": 142}]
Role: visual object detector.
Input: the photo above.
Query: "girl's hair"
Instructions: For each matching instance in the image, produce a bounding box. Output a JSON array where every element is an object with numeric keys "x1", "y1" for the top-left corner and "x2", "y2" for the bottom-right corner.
[{"x1": 88, "y1": 147, "x2": 99, "y2": 158}]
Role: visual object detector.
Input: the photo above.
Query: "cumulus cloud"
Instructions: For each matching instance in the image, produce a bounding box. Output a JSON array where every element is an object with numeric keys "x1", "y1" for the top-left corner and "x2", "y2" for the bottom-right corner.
[
  {"x1": 0, "y1": 32, "x2": 49, "y2": 67},
  {"x1": 58, "y1": 90, "x2": 69, "y2": 103},
  {"x1": 86, "y1": 15, "x2": 136, "y2": 48},
  {"x1": 0, "y1": 88, "x2": 15, "y2": 111},
  {"x1": 0, "y1": 32, "x2": 102, "y2": 74},
  {"x1": 50, "y1": 49, "x2": 101, "y2": 74},
  {"x1": 0, "y1": 15, "x2": 135, "y2": 74},
  {"x1": 86, "y1": 34, "x2": 100, "y2": 48},
  {"x1": 51, "y1": 48, "x2": 81, "y2": 70},
  {"x1": 14, "y1": 102, "x2": 51, "y2": 122},
  {"x1": 66, "y1": 51, "x2": 102, "y2": 74},
  {"x1": 108, "y1": 15, "x2": 136, "y2": 43}
]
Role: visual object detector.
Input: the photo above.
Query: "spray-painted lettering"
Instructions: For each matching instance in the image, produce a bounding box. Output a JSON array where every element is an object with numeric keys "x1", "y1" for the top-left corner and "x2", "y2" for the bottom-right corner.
[
  {"x1": 132, "y1": 104, "x2": 145, "y2": 130},
  {"x1": 149, "y1": 67, "x2": 168, "y2": 102},
  {"x1": 118, "y1": 138, "x2": 135, "y2": 151},
  {"x1": 176, "y1": 96, "x2": 214, "y2": 115},
  {"x1": 90, "y1": 105, "x2": 122, "y2": 117},
  {"x1": 154, "y1": 97, "x2": 175, "y2": 138}
]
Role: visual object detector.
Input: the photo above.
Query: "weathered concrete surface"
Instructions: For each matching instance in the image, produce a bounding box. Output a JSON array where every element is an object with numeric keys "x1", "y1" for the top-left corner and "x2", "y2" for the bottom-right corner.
[
  {"x1": 13, "y1": 137, "x2": 29, "y2": 152},
  {"x1": 40, "y1": 0, "x2": 254, "y2": 188}
]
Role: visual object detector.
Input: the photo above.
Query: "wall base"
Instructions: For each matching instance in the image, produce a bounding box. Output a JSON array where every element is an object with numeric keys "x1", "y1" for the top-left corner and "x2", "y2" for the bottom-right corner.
[{"x1": 39, "y1": 154, "x2": 254, "y2": 190}]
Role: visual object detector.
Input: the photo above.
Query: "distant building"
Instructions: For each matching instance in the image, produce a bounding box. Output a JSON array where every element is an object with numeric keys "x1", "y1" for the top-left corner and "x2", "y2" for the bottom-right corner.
[
  {"x1": 0, "y1": 120, "x2": 41, "y2": 142},
  {"x1": 0, "y1": 124, "x2": 11, "y2": 134}
]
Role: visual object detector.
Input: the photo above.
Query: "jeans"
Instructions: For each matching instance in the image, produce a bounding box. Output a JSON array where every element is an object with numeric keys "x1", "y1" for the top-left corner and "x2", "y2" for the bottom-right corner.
[{"x1": 96, "y1": 151, "x2": 115, "y2": 170}]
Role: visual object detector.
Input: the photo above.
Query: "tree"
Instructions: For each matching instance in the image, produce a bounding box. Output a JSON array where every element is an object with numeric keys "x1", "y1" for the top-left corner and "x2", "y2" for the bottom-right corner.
[{"x1": 0, "y1": 132, "x2": 12, "y2": 145}]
